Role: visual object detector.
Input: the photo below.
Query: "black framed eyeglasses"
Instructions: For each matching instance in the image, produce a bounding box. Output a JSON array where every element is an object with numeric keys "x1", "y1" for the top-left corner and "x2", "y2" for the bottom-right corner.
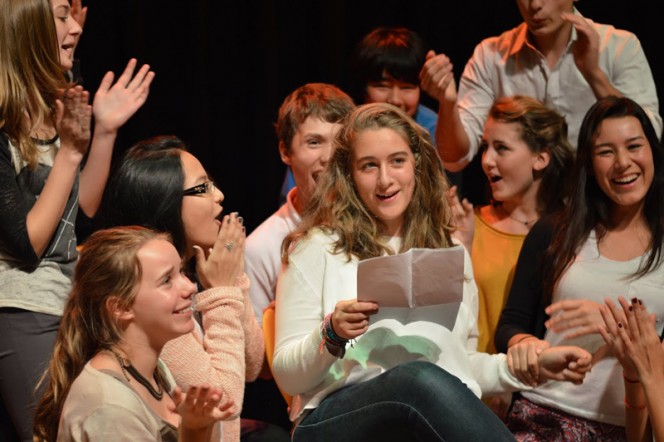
[{"x1": 182, "y1": 180, "x2": 216, "y2": 197}]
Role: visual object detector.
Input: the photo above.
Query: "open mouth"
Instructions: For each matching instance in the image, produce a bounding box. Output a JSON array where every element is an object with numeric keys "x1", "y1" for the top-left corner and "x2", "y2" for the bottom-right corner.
[
  {"x1": 489, "y1": 175, "x2": 502, "y2": 183},
  {"x1": 612, "y1": 174, "x2": 639, "y2": 185},
  {"x1": 61, "y1": 43, "x2": 75, "y2": 51},
  {"x1": 312, "y1": 171, "x2": 321, "y2": 183},
  {"x1": 174, "y1": 304, "x2": 193, "y2": 315},
  {"x1": 214, "y1": 207, "x2": 224, "y2": 224},
  {"x1": 377, "y1": 190, "x2": 399, "y2": 201}
]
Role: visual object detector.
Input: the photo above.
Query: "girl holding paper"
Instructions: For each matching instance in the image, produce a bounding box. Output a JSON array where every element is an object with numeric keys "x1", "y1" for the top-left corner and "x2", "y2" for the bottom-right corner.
[{"x1": 273, "y1": 102, "x2": 593, "y2": 441}]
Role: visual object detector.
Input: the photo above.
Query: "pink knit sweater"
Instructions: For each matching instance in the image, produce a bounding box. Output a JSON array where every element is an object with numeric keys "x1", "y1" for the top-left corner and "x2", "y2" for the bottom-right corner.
[{"x1": 161, "y1": 274, "x2": 265, "y2": 441}]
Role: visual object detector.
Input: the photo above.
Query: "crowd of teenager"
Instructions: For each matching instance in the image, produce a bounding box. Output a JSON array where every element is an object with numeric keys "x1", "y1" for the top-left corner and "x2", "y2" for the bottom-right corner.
[{"x1": 1, "y1": 0, "x2": 663, "y2": 441}]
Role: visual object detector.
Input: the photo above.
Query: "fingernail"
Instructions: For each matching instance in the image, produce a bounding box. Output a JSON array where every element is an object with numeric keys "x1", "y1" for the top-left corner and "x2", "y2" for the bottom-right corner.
[
  {"x1": 618, "y1": 322, "x2": 623, "y2": 328},
  {"x1": 629, "y1": 306, "x2": 633, "y2": 311},
  {"x1": 638, "y1": 299, "x2": 642, "y2": 305},
  {"x1": 632, "y1": 297, "x2": 638, "y2": 304},
  {"x1": 227, "y1": 217, "x2": 231, "y2": 224},
  {"x1": 237, "y1": 216, "x2": 244, "y2": 225}
]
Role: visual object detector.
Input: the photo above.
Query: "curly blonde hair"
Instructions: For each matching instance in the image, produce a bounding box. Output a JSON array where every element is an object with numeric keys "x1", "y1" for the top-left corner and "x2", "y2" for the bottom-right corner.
[{"x1": 283, "y1": 102, "x2": 454, "y2": 262}]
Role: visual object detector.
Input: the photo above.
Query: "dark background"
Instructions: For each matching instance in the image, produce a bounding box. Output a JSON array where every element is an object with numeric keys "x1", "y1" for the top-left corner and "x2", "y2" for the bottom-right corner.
[{"x1": 77, "y1": 1, "x2": 659, "y2": 235}]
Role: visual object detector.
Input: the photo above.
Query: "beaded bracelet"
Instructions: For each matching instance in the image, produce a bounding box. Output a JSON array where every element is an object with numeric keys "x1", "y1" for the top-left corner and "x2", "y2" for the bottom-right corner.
[{"x1": 319, "y1": 313, "x2": 349, "y2": 359}]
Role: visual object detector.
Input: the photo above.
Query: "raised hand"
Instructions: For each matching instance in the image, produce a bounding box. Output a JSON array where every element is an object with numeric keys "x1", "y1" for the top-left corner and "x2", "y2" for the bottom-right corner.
[
  {"x1": 446, "y1": 185, "x2": 474, "y2": 252},
  {"x1": 599, "y1": 296, "x2": 663, "y2": 383},
  {"x1": 92, "y1": 58, "x2": 155, "y2": 134},
  {"x1": 55, "y1": 85, "x2": 92, "y2": 158},
  {"x1": 71, "y1": 0, "x2": 87, "y2": 28},
  {"x1": 599, "y1": 297, "x2": 664, "y2": 442},
  {"x1": 561, "y1": 12, "x2": 600, "y2": 80},
  {"x1": 331, "y1": 299, "x2": 379, "y2": 340},
  {"x1": 194, "y1": 212, "x2": 245, "y2": 289},
  {"x1": 545, "y1": 299, "x2": 604, "y2": 338},
  {"x1": 419, "y1": 50, "x2": 457, "y2": 103},
  {"x1": 507, "y1": 337, "x2": 550, "y2": 386}
]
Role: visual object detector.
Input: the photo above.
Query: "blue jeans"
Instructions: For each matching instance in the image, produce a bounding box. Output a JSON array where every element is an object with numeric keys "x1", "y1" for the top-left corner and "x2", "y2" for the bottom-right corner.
[{"x1": 293, "y1": 361, "x2": 515, "y2": 442}]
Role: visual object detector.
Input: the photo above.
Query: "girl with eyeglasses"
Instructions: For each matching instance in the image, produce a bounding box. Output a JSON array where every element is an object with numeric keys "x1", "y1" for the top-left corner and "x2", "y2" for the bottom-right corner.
[{"x1": 96, "y1": 135, "x2": 287, "y2": 441}]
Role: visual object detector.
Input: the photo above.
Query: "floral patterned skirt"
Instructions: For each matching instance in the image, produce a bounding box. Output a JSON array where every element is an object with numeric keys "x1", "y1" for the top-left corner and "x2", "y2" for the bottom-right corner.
[{"x1": 506, "y1": 396, "x2": 626, "y2": 442}]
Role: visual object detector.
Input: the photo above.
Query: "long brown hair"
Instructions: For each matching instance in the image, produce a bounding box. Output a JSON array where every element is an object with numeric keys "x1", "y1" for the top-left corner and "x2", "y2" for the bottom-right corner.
[
  {"x1": 543, "y1": 96, "x2": 664, "y2": 303},
  {"x1": 0, "y1": 0, "x2": 67, "y2": 169},
  {"x1": 33, "y1": 226, "x2": 171, "y2": 442},
  {"x1": 283, "y1": 102, "x2": 454, "y2": 262}
]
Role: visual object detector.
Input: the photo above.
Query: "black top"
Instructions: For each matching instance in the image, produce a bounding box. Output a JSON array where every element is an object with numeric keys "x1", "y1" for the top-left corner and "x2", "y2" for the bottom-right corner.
[{"x1": 494, "y1": 216, "x2": 554, "y2": 353}]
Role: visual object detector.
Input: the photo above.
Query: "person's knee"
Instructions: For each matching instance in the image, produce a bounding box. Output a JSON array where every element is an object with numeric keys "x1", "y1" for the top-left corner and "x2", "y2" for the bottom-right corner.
[{"x1": 384, "y1": 361, "x2": 465, "y2": 399}]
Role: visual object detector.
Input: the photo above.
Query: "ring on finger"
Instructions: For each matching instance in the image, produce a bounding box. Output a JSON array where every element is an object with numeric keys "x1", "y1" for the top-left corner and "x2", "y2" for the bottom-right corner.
[{"x1": 224, "y1": 242, "x2": 234, "y2": 252}]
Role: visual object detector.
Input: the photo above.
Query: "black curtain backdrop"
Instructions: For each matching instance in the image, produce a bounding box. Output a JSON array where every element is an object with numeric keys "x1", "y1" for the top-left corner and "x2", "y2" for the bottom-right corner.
[{"x1": 77, "y1": 1, "x2": 660, "y2": 235}]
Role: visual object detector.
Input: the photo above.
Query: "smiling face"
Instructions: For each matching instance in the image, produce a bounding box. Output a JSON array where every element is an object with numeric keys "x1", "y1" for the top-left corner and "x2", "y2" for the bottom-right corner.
[
  {"x1": 180, "y1": 151, "x2": 224, "y2": 255},
  {"x1": 280, "y1": 116, "x2": 343, "y2": 211},
  {"x1": 591, "y1": 116, "x2": 654, "y2": 215},
  {"x1": 351, "y1": 127, "x2": 416, "y2": 236},
  {"x1": 481, "y1": 117, "x2": 549, "y2": 204},
  {"x1": 50, "y1": 0, "x2": 82, "y2": 71},
  {"x1": 516, "y1": 0, "x2": 574, "y2": 38},
  {"x1": 365, "y1": 72, "x2": 420, "y2": 118},
  {"x1": 128, "y1": 239, "x2": 197, "y2": 344}
]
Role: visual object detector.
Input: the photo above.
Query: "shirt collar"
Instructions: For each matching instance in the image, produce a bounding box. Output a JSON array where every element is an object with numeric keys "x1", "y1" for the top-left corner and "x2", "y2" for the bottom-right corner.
[{"x1": 510, "y1": 6, "x2": 582, "y2": 56}]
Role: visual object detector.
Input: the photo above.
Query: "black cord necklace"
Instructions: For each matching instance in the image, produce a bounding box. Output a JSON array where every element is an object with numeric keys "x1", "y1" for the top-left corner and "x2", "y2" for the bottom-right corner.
[
  {"x1": 110, "y1": 350, "x2": 164, "y2": 401},
  {"x1": 497, "y1": 204, "x2": 538, "y2": 228}
]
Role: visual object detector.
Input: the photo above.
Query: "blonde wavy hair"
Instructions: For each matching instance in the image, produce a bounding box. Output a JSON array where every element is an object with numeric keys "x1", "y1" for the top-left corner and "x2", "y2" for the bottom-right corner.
[
  {"x1": 283, "y1": 102, "x2": 454, "y2": 262},
  {"x1": 0, "y1": 0, "x2": 68, "y2": 169}
]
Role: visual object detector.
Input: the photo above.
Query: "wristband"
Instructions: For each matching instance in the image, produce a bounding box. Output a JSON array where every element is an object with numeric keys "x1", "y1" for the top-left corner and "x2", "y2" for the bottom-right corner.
[
  {"x1": 622, "y1": 372, "x2": 640, "y2": 383},
  {"x1": 319, "y1": 313, "x2": 349, "y2": 359},
  {"x1": 624, "y1": 397, "x2": 646, "y2": 410},
  {"x1": 514, "y1": 334, "x2": 537, "y2": 345}
]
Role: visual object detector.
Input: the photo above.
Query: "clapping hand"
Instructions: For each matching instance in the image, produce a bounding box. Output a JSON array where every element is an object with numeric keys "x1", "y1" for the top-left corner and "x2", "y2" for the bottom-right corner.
[
  {"x1": 446, "y1": 185, "x2": 474, "y2": 252},
  {"x1": 55, "y1": 85, "x2": 92, "y2": 159},
  {"x1": 172, "y1": 384, "x2": 235, "y2": 437},
  {"x1": 598, "y1": 296, "x2": 664, "y2": 384},
  {"x1": 561, "y1": 12, "x2": 600, "y2": 80},
  {"x1": 419, "y1": 50, "x2": 457, "y2": 103},
  {"x1": 92, "y1": 58, "x2": 155, "y2": 135},
  {"x1": 71, "y1": 0, "x2": 87, "y2": 28}
]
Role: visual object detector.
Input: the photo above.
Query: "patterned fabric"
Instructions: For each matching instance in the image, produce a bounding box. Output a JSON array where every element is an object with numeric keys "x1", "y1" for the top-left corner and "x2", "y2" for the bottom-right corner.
[{"x1": 507, "y1": 397, "x2": 627, "y2": 442}]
